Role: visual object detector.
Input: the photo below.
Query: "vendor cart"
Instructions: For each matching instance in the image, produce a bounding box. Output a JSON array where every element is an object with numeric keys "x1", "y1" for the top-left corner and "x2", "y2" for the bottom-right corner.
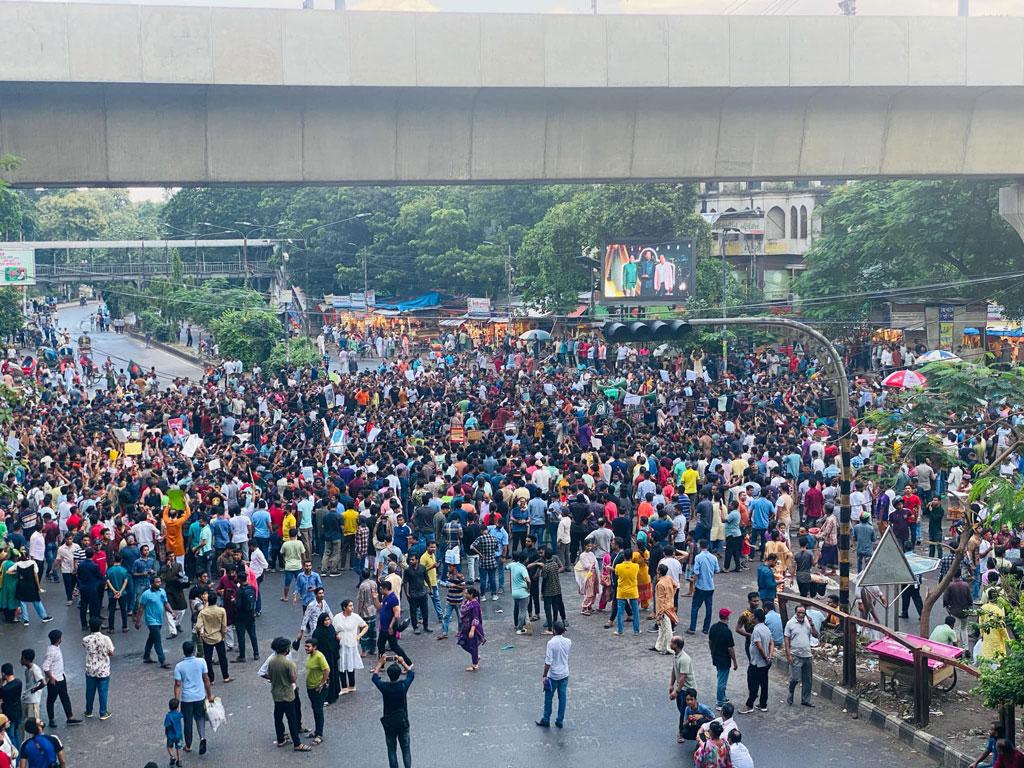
[{"x1": 866, "y1": 633, "x2": 964, "y2": 694}]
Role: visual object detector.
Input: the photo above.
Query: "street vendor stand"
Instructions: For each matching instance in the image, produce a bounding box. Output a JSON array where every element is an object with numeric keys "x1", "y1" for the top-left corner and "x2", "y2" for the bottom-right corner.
[{"x1": 867, "y1": 633, "x2": 964, "y2": 693}]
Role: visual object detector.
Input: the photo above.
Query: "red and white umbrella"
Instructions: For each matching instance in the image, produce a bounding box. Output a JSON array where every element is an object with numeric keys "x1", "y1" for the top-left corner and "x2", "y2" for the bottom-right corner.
[{"x1": 881, "y1": 369, "x2": 928, "y2": 389}]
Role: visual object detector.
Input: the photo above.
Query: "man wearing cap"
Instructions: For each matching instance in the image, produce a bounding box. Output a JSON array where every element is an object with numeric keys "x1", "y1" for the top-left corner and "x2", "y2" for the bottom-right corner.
[{"x1": 708, "y1": 608, "x2": 738, "y2": 709}]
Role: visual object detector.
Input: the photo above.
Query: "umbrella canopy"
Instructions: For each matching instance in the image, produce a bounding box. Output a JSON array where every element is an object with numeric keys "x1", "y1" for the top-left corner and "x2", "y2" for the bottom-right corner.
[
  {"x1": 519, "y1": 329, "x2": 552, "y2": 342},
  {"x1": 881, "y1": 369, "x2": 928, "y2": 389},
  {"x1": 916, "y1": 349, "x2": 960, "y2": 364}
]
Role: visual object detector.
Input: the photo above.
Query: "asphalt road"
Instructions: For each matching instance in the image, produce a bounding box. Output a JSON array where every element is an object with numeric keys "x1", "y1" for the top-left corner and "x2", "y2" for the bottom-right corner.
[
  {"x1": 8, "y1": 312, "x2": 946, "y2": 767},
  {"x1": 54, "y1": 302, "x2": 203, "y2": 385},
  {"x1": 0, "y1": 566, "x2": 940, "y2": 768}
]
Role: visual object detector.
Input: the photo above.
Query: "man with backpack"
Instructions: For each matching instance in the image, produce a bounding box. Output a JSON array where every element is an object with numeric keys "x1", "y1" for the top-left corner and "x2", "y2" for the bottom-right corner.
[
  {"x1": 18, "y1": 719, "x2": 64, "y2": 768},
  {"x1": 233, "y1": 571, "x2": 259, "y2": 662}
]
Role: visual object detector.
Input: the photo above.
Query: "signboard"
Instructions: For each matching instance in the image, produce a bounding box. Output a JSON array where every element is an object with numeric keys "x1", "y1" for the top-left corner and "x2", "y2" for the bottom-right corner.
[
  {"x1": 449, "y1": 426, "x2": 466, "y2": 444},
  {"x1": 349, "y1": 292, "x2": 366, "y2": 311},
  {"x1": 467, "y1": 297, "x2": 491, "y2": 317},
  {"x1": 857, "y1": 526, "x2": 915, "y2": 586},
  {"x1": 938, "y1": 304, "x2": 955, "y2": 322},
  {"x1": 939, "y1": 322, "x2": 953, "y2": 349},
  {"x1": 167, "y1": 418, "x2": 185, "y2": 438},
  {"x1": 988, "y1": 303, "x2": 1005, "y2": 322},
  {"x1": 0, "y1": 249, "x2": 35, "y2": 286},
  {"x1": 600, "y1": 238, "x2": 694, "y2": 306}
]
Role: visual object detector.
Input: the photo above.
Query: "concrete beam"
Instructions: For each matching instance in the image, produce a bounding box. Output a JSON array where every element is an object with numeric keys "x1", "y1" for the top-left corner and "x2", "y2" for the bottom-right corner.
[
  {"x1": 3, "y1": 3, "x2": 1024, "y2": 89},
  {"x1": 4, "y1": 82, "x2": 1024, "y2": 185}
]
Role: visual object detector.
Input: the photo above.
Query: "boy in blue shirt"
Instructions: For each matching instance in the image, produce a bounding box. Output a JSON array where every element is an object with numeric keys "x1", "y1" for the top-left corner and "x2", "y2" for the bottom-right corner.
[{"x1": 164, "y1": 697, "x2": 183, "y2": 767}]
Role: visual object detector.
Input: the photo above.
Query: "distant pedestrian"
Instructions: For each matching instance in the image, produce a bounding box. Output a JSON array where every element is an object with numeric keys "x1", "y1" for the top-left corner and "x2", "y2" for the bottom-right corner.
[
  {"x1": 135, "y1": 577, "x2": 173, "y2": 669},
  {"x1": 371, "y1": 656, "x2": 414, "y2": 768},
  {"x1": 18, "y1": 651, "x2": 44, "y2": 729},
  {"x1": 739, "y1": 608, "x2": 774, "y2": 714},
  {"x1": 456, "y1": 587, "x2": 484, "y2": 672},
  {"x1": 81, "y1": 617, "x2": 113, "y2": 720},
  {"x1": 164, "y1": 698, "x2": 183, "y2": 768},
  {"x1": 784, "y1": 605, "x2": 818, "y2": 707},
  {"x1": 708, "y1": 608, "x2": 738, "y2": 708},
  {"x1": 172, "y1": 641, "x2": 213, "y2": 756},
  {"x1": 40, "y1": 631, "x2": 80, "y2": 728},
  {"x1": 266, "y1": 637, "x2": 310, "y2": 752},
  {"x1": 536, "y1": 619, "x2": 570, "y2": 729}
]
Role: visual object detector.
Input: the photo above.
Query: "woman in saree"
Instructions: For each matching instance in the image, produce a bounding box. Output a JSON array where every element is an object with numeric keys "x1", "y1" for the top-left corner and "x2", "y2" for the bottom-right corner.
[
  {"x1": 312, "y1": 610, "x2": 342, "y2": 705},
  {"x1": 634, "y1": 545, "x2": 652, "y2": 611},
  {"x1": 597, "y1": 550, "x2": 613, "y2": 612},
  {"x1": 456, "y1": 586, "x2": 485, "y2": 672},
  {"x1": 0, "y1": 550, "x2": 18, "y2": 623},
  {"x1": 763, "y1": 529, "x2": 792, "y2": 595},
  {"x1": 574, "y1": 540, "x2": 599, "y2": 616}
]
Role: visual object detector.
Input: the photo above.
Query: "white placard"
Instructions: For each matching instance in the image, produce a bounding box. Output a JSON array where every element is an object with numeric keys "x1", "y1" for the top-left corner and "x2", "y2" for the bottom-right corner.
[{"x1": 182, "y1": 434, "x2": 203, "y2": 458}]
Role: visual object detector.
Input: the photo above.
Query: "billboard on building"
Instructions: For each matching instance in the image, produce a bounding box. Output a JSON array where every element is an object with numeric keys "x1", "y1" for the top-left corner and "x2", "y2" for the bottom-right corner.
[
  {"x1": 467, "y1": 297, "x2": 491, "y2": 317},
  {"x1": 600, "y1": 239, "x2": 693, "y2": 305},
  {"x1": 0, "y1": 249, "x2": 35, "y2": 286}
]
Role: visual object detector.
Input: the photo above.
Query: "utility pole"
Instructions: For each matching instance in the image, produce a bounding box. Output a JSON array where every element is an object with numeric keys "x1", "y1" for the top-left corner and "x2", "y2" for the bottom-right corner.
[
  {"x1": 505, "y1": 243, "x2": 513, "y2": 319},
  {"x1": 241, "y1": 236, "x2": 249, "y2": 288}
]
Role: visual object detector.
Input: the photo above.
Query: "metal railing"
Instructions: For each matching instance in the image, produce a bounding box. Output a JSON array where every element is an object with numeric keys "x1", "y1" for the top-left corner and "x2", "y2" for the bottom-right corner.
[
  {"x1": 35, "y1": 260, "x2": 271, "y2": 280},
  {"x1": 777, "y1": 593, "x2": 982, "y2": 728}
]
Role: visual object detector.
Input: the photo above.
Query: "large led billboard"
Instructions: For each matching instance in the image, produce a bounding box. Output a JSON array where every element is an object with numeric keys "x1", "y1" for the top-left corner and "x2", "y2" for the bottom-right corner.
[{"x1": 600, "y1": 239, "x2": 694, "y2": 305}]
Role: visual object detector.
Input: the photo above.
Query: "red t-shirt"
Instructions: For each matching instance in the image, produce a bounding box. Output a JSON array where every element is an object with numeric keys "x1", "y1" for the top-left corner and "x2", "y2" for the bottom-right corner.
[{"x1": 269, "y1": 504, "x2": 285, "y2": 538}]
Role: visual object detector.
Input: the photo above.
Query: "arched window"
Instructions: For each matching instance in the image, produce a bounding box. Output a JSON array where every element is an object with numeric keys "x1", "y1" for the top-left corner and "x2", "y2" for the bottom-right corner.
[
  {"x1": 766, "y1": 206, "x2": 785, "y2": 240},
  {"x1": 790, "y1": 206, "x2": 798, "y2": 239},
  {"x1": 800, "y1": 205, "x2": 808, "y2": 239}
]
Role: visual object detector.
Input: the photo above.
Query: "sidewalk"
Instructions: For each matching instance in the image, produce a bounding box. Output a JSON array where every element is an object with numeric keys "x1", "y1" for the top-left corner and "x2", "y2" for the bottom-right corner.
[{"x1": 125, "y1": 329, "x2": 208, "y2": 368}]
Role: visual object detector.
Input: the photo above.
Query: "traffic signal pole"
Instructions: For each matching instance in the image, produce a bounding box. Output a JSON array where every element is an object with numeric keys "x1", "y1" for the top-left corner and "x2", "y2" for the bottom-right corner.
[{"x1": 602, "y1": 315, "x2": 853, "y2": 618}]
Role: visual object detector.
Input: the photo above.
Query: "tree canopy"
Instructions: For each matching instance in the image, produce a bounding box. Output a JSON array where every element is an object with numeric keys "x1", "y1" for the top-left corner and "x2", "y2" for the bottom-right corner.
[{"x1": 795, "y1": 180, "x2": 1024, "y2": 325}]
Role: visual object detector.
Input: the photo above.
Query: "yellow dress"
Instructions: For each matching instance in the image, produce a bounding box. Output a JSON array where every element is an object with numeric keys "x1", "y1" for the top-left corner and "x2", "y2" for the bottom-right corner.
[{"x1": 634, "y1": 550, "x2": 652, "y2": 608}]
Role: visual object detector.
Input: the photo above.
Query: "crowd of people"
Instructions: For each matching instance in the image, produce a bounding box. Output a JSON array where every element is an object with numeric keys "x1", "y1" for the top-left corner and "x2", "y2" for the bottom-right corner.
[{"x1": 0, "y1": 305, "x2": 1019, "y2": 768}]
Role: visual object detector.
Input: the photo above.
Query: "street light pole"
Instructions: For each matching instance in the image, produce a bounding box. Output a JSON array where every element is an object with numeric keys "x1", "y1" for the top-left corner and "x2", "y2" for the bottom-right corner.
[
  {"x1": 686, "y1": 316, "x2": 852, "y2": 625},
  {"x1": 719, "y1": 226, "x2": 742, "y2": 374}
]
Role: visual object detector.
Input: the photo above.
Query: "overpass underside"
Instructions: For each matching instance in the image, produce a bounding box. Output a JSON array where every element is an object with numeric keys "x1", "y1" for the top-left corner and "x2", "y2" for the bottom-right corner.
[{"x1": 2, "y1": 82, "x2": 1022, "y2": 186}]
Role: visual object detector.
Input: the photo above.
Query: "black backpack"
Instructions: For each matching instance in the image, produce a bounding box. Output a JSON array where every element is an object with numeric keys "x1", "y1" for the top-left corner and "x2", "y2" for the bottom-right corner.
[{"x1": 237, "y1": 584, "x2": 257, "y2": 615}]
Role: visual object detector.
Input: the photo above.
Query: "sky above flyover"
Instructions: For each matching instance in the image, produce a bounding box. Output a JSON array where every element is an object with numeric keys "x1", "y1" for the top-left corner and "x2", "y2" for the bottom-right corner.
[{"x1": 17, "y1": 0, "x2": 1024, "y2": 15}]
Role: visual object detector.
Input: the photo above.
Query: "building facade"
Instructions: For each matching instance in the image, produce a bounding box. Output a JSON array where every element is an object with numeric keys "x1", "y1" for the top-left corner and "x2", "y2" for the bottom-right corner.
[{"x1": 698, "y1": 181, "x2": 830, "y2": 306}]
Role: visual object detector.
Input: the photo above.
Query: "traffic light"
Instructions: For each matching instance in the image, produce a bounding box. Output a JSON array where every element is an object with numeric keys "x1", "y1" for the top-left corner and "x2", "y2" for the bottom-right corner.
[{"x1": 601, "y1": 319, "x2": 691, "y2": 343}]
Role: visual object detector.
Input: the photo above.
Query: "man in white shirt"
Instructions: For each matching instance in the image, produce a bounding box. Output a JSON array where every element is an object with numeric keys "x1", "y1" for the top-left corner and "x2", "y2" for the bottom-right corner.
[
  {"x1": 850, "y1": 481, "x2": 870, "y2": 518},
  {"x1": 41, "y1": 630, "x2": 81, "y2": 727},
  {"x1": 131, "y1": 518, "x2": 160, "y2": 550},
  {"x1": 228, "y1": 511, "x2": 253, "y2": 559},
  {"x1": 537, "y1": 620, "x2": 571, "y2": 729}
]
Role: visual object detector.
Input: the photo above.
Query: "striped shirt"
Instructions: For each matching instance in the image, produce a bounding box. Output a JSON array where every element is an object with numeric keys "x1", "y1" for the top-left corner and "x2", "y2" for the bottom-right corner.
[{"x1": 445, "y1": 575, "x2": 466, "y2": 605}]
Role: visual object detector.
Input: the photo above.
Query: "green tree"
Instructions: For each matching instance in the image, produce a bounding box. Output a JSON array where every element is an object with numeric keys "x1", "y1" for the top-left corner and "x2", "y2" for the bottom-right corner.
[
  {"x1": 795, "y1": 180, "x2": 1024, "y2": 325},
  {"x1": 0, "y1": 287, "x2": 22, "y2": 339},
  {"x1": 866, "y1": 361, "x2": 1024, "y2": 636},
  {"x1": 518, "y1": 184, "x2": 709, "y2": 310},
  {"x1": 0, "y1": 155, "x2": 26, "y2": 241},
  {"x1": 210, "y1": 309, "x2": 281, "y2": 367},
  {"x1": 267, "y1": 337, "x2": 321, "y2": 370}
]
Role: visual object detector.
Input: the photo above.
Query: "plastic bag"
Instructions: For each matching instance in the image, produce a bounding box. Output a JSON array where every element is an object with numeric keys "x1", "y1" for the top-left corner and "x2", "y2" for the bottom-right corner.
[{"x1": 206, "y1": 697, "x2": 226, "y2": 732}]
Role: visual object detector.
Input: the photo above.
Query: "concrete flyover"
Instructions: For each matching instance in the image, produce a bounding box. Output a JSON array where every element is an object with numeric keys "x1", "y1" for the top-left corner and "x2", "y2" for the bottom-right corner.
[{"x1": 2, "y1": 3, "x2": 1024, "y2": 185}]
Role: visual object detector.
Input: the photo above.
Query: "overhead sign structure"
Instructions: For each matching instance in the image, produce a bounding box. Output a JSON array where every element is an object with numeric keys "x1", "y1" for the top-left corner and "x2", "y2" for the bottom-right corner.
[
  {"x1": 600, "y1": 238, "x2": 694, "y2": 306},
  {"x1": 857, "y1": 526, "x2": 916, "y2": 587},
  {"x1": 0, "y1": 248, "x2": 35, "y2": 286}
]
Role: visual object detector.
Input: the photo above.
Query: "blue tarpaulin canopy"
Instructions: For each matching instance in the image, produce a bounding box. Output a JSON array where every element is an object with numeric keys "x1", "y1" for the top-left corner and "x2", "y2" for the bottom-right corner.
[
  {"x1": 373, "y1": 292, "x2": 441, "y2": 313},
  {"x1": 963, "y1": 327, "x2": 979, "y2": 335}
]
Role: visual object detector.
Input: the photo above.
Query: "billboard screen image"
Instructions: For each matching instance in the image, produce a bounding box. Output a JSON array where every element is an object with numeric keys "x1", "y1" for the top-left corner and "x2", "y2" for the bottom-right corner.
[{"x1": 601, "y1": 239, "x2": 693, "y2": 305}]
